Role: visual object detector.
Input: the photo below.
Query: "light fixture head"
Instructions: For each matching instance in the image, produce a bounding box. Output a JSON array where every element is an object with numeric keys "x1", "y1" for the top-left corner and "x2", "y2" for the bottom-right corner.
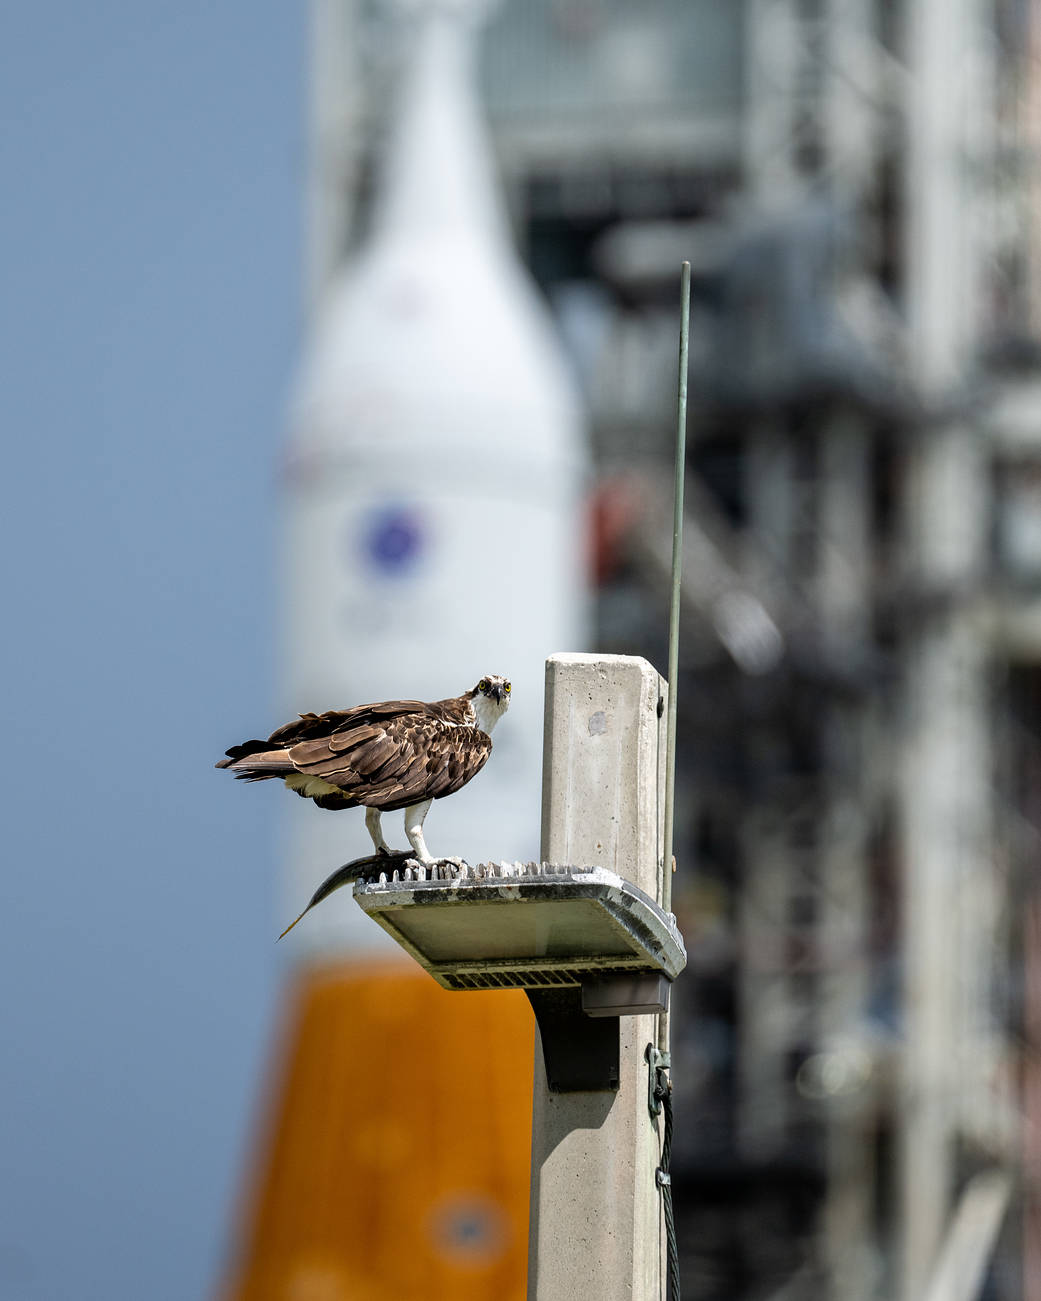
[{"x1": 353, "y1": 861, "x2": 686, "y2": 1003}]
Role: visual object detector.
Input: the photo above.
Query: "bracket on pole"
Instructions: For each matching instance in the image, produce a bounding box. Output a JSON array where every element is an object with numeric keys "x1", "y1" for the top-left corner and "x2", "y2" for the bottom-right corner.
[
  {"x1": 645, "y1": 1043, "x2": 671, "y2": 1119},
  {"x1": 527, "y1": 988, "x2": 621, "y2": 1092},
  {"x1": 525, "y1": 976, "x2": 673, "y2": 1094}
]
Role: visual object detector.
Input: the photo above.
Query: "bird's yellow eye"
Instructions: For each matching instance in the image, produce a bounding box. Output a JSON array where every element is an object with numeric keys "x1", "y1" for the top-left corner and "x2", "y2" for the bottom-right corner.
[
  {"x1": 478, "y1": 679, "x2": 488, "y2": 692},
  {"x1": 505, "y1": 683, "x2": 511, "y2": 693}
]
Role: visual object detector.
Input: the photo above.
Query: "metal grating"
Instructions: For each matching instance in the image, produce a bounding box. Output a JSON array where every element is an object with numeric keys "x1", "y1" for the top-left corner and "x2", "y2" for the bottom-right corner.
[{"x1": 441, "y1": 964, "x2": 642, "y2": 992}]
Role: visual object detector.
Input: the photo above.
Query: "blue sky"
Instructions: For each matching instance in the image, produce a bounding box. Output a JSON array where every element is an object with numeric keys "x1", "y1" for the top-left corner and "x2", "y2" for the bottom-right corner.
[{"x1": 0, "y1": 4, "x2": 302, "y2": 1296}]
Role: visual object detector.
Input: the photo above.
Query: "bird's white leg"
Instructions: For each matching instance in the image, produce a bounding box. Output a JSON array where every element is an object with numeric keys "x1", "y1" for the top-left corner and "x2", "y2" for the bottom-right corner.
[
  {"x1": 403, "y1": 799, "x2": 466, "y2": 870},
  {"x1": 403, "y1": 799, "x2": 436, "y2": 864},
  {"x1": 365, "y1": 807, "x2": 391, "y2": 855}
]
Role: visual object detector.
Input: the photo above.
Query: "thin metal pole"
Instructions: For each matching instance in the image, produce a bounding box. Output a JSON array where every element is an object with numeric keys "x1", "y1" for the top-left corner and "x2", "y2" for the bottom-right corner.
[
  {"x1": 662, "y1": 261, "x2": 690, "y2": 918},
  {"x1": 657, "y1": 264, "x2": 689, "y2": 1068}
]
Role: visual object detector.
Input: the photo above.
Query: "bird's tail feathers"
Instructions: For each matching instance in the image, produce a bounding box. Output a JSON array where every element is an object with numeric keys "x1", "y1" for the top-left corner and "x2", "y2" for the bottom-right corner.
[
  {"x1": 215, "y1": 739, "x2": 272, "y2": 767},
  {"x1": 217, "y1": 750, "x2": 294, "y2": 781}
]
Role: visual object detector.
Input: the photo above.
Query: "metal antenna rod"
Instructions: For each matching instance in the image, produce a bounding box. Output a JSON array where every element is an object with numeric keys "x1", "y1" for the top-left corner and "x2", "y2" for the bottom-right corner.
[
  {"x1": 662, "y1": 261, "x2": 690, "y2": 920},
  {"x1": 655, "y1": 265, "x2": 689, "y2": 1096}
]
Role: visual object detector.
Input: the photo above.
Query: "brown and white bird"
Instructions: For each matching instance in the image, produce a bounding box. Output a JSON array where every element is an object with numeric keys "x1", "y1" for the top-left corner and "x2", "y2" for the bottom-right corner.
[{"x1": 216, "y1": 675, "x2": 511, "y2": 864}]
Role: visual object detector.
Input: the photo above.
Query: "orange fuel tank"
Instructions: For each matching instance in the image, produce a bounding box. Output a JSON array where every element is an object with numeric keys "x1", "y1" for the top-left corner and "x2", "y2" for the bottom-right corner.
[{"x1": 221, "y1": 960, "x2": 535, "y2": 1301}]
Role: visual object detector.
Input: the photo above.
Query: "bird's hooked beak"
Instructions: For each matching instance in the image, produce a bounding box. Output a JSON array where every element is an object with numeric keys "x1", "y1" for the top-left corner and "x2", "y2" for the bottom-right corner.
[{"x1": 490, "y1": 682, "x2": 505, "y2": 704}]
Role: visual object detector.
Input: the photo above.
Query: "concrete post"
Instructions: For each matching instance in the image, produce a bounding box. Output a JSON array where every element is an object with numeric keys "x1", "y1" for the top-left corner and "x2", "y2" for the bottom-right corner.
[{"x1": 527, "y1": 653, "x2": 669, "y2": 1301}]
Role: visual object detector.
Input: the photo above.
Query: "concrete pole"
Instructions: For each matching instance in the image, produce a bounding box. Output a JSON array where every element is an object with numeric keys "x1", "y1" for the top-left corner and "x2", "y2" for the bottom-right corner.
[{"x1": 528, "y1": 654, "x2": 668, "y2": 1301}]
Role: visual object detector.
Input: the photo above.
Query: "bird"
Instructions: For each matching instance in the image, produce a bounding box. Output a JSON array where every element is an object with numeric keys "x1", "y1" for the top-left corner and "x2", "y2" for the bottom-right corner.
[{"x1": 216, "y1": 675, "x2": 511, "y2": 864}]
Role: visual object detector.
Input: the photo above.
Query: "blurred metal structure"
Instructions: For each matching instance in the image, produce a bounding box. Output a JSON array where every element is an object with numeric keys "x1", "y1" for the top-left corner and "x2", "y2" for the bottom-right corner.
[
  {"x1": 898, "y1": 5, "x2": 993, "y2": 1298},
  {"x1": 284, "y1": 1, "x2": 1041, "y2": 1298}
]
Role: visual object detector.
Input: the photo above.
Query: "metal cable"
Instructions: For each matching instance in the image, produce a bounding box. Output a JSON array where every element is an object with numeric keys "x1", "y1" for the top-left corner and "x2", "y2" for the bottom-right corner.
[{"x1": 654, "y1": 1068, "x2": 681, "y2": 1300}]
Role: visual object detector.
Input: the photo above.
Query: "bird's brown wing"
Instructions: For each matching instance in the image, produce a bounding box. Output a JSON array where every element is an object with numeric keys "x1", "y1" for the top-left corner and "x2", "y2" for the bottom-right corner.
[
  {"x1": 266, "y1": 699, "x2": 428, "y2": 747},
  {"x1": 286, "y1": 710, "x2": 492, "y2": 812},
  {"x1": 217, "y1": 698, "x2": 462, "y2": 768}
]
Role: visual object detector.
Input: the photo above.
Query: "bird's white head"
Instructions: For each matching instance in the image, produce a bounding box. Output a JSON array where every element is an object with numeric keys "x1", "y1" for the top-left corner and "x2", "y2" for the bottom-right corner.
[{"x1": 469, "y1": 674, "x2": 511, "y2": 734}]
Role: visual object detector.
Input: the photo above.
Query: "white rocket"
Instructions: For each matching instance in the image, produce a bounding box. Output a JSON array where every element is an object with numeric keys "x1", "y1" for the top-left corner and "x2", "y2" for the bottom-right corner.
[{"x1": 281, "y1": 0, "x2": 588, "y2": 954}]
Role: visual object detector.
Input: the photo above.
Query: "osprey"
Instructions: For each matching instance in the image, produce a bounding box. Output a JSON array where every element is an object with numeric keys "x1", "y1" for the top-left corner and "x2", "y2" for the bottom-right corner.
[{"x1": 216, "y1": 675, "x2": 510, "y2": 863}]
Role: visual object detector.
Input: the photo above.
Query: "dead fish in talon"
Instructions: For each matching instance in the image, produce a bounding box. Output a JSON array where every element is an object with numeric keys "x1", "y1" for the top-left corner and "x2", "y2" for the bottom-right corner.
[
  {"x1": 275, "y1": 852, "x2": 471, "y2": 940},
  {"x1": 275, "y1": 851, "x2": 414, "y2": 940}
]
